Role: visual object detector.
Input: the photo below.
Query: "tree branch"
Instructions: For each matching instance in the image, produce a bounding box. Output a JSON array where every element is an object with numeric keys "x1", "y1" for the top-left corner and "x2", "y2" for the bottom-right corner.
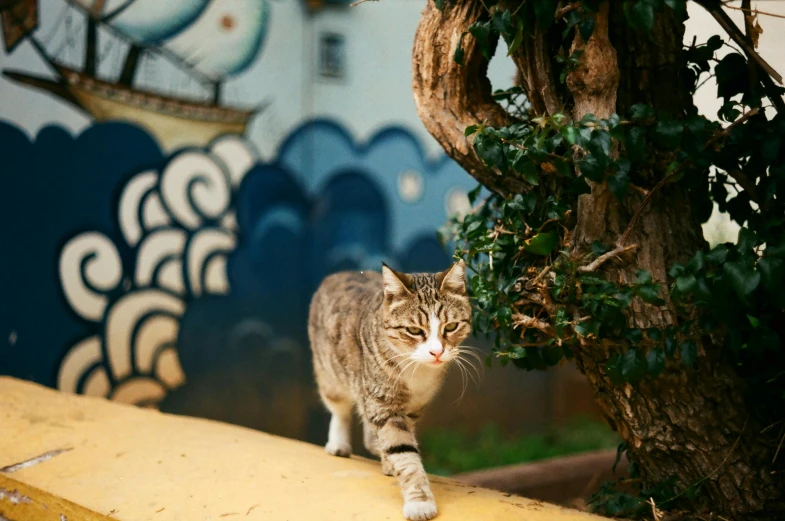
[
  {"x1": 576, "y1": 244, "x2": 639, "y2": 273},
  {"x1": 694, "y1": 0, "x2": 785, "y2": 116},
  {"x1": 619, "y1": 108, "x2": 760, "y2": 247},
  {"x1": 512, "y1": 313, "x2": 557, "y2": 339},
  {"x1": 412, "y1": 0, "x2": 527, "y2": 197}
]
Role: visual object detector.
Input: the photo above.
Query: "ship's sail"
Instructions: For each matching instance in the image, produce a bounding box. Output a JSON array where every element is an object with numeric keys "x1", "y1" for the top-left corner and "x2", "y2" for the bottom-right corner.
[
  {"x1": 1, "y1": 0, "x2": 37, "y2": 52},
  {"x1": 66, "y1": 0, "x2": 270, "y2": 82},
  {"x1": 68, "y1": 0, "x2": 210, "y2": 44},
  {"x1": 158, "y1": 0, "x2": 270, "y2": 81}
]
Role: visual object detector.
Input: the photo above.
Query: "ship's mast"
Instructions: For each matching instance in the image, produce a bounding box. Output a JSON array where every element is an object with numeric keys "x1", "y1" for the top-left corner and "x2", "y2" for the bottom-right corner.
[
  {"x1": 84, "y1": 17, "x2": 98, "y2": 76},
  {"x1": 118, "y1": 44, "x2": 142, "y2": 86},
  {"x1": 213, "y1": 81, "x2": 221, "y2": 105}
]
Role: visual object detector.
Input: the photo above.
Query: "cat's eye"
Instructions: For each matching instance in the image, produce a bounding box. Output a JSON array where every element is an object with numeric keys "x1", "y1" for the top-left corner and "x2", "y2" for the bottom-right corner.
[
  {"x1": 443, "y1": 322, "x2": 459, "y2": 333},
  {"x1": 405, "y1": 326, "x2": 425, "y2": 336}
]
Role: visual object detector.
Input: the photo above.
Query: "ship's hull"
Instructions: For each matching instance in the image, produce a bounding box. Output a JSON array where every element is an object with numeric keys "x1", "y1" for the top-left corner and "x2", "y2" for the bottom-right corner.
[{"x1": 4, "y1": 63, "x2": 256, "y2": 151}]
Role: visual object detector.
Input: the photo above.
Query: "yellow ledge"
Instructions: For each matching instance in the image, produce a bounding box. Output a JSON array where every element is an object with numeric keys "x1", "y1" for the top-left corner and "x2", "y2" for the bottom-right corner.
[{"x1": 0, "y1": 377, "x2": 607, "y2": 521}]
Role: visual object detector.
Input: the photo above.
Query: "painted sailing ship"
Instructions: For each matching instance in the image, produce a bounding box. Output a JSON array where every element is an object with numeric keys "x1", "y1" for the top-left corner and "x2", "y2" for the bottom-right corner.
[{"x1": 1, "y1": 0, "x2": 270, "y2": 150}]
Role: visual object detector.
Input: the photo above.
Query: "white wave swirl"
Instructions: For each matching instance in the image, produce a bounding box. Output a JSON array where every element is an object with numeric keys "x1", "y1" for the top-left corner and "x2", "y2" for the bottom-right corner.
[
  {"x1": 186, "y1": 228, "x2": 236, "y2": 296},
  {"x1": 104, "y1": 289, "x2": 185, "y2": 381},
  {"x1": 135, "y1": 228, "x2": 188, "y2": 295},
  {"x1": 160, "y1": 151, "x2": 232, "y2": 230},
  {"x1": 59, "y1": 232, "x2": 123, "y2": 321},
  {"x1": 57, "y1": 134, "x2": 258, "y2": 407}
]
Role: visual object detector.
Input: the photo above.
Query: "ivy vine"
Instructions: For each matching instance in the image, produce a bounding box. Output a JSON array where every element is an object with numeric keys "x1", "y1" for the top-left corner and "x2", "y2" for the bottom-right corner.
[{"x1": 435, "y1": 0, "x2": 785, "y2": 516}]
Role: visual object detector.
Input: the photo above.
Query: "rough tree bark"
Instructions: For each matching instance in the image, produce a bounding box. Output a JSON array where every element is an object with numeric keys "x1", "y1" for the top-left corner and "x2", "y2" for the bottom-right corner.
[{"x1": 412, "y1": 1, "x2": 784, "y2": 518}]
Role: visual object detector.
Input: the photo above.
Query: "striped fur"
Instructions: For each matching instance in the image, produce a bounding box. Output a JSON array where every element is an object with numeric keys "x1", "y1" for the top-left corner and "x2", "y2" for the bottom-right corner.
[{"x1": 308, "y1": 260, "x2": 471, "y2": 520}]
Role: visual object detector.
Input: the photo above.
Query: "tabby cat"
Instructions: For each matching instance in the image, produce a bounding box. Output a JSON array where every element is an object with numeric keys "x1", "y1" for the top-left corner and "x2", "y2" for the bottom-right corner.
[{"x1": 308, "y1": 260, "x2": 472, "y2": 520}]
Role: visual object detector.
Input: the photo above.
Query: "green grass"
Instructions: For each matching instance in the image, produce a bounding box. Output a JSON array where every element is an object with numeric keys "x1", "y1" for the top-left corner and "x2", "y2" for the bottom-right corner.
[{"x1": 420, "y1": 417, "x2": 621, "y2": 476}]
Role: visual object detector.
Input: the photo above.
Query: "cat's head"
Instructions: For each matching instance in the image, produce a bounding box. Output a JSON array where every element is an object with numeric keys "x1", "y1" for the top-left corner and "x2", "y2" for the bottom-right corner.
[{"x1": 380, "y1": 260, "x2": 472, "y2": 368}]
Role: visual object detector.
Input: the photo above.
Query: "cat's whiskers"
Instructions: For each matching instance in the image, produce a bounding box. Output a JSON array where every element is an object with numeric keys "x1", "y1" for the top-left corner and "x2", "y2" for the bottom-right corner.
[
  {"x1": 454, "y1": 354, "x2": 479, "y2": 386},
  {"x1": 455, "y1": 345, "x2": 484, "y2": 381},
  {"x1": 450, "y1": 358, "x2": 470, "y2": 405}
]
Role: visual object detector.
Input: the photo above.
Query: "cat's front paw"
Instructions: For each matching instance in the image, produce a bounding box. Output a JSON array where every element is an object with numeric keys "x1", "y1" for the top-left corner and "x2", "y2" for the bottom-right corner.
[
  {"x1": 325, "y1": 441, "x2": 352, "y2": 458},
  {"x1": 403, "y1": 500, "x2": 437, "y2": 521}
]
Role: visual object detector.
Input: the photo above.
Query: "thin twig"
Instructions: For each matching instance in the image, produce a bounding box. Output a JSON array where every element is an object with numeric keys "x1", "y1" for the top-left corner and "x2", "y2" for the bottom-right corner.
[
  {"x1": 773, "y1": 424, "x2": 785, "y2": 464},
  {"x1": 512, "y1": 313, "x2": 557, "y2": 338},
  {"x1": 349, "y1": 0, "x2": 377, "y2": 6},
  {"x1": 525, "y1": 264, "x2": 552, "y2": 289},
  {"x1": 723, "y1": 1, "x2": 785, "y2": 21},
  {"x1": 555, "y1": 3, "x2": 581, "y2": 20},
  {"x1": 618, "y1": 109, "x2": 760, "y2": 247},
  {"x1": 695, "y1": 0, "x2": 783, "y2": 84},
  {"x1": 577, "y1": 244, "x2": 638, "y2": 273}
]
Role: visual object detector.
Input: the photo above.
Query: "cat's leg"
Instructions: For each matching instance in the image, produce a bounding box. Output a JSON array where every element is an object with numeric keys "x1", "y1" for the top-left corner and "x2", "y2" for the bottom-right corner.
[
  {"x1": 370, "y1": 412, "x2": 436, "y2": 521},
  {"x1": 322, "y1": 393, "x2": 353, "y2": 457},
  {"x1": 363, "y1": 419, "x2": 395, "y2": 475},
  {"x1": 363, "y1": 420, "x2": 380, "y2": 457}
]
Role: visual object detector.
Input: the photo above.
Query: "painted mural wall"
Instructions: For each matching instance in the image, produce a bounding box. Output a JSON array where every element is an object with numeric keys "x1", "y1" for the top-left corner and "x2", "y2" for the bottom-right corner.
[{"x1": 3, "y1": 0, "x2": 570, "y2": 444}]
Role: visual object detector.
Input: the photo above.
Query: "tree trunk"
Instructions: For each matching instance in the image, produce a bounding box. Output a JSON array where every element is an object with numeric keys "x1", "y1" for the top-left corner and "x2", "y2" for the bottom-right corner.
[{"x1": 412, "y1": 1, "x2": 784, "y2": 518}]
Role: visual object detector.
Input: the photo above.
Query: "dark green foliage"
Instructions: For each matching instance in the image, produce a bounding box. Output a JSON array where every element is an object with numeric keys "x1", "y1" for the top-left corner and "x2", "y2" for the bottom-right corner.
[{"x1": 441, "y1": 1, "x2": 785, "y2": 517}]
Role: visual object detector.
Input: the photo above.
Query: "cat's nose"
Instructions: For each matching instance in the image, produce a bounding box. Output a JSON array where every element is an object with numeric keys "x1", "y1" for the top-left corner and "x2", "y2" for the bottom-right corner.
[{"x1": 429, "y1": 348, "x2": 443, "y2": 360}]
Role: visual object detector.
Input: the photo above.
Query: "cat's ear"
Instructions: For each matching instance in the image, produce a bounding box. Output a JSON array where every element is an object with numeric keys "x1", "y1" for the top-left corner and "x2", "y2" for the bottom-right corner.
[
  {"x1": 381, "y1": 263, "x2": 413, "y2": 299},
  {"x1": 436, "y1": 259, "x2": 467, "y2": 295}
]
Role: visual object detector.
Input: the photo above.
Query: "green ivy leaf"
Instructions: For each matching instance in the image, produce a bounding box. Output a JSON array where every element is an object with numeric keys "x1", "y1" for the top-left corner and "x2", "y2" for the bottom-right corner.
[
  {"x1": 646, "y1": 328, "x2": 662, "y2": 341},
  {"x1": 507, "y1": 17, "x2": 524, "y2": 56},
  {"x1": 758, "y1": 256, "x2": 784, "y2": 293},
  {"x1": 723, "y1": 260, "x2": 761, "y2": 298},
  {"x1": 467, "y1": 184, "x2": 482, "y2": 205},
  {"x1": 737, "y1": 227, "x2": 758, "y2": 253},
  {"x1": 685, "y1": 251, "x2": 705, "y2": 274},
  {"x1": 664, "y1": 334, "x2": 676, "y2": 356},
  {"x1": 523, "y1": 232, "x2": 559, "y2": 256},
  {"x1": 625, "y1": 328, "x2": 643, "y2": 343},
  {"x1": 577, "y1": 155, "x2": 605, "y2": 182},
  {"x1": 468, "y1": 21, "x2": 493, "y2": 60},
  {"x1": 578, "y1": 14, "x2": 595, "y2": 42},
  {"x1": 706, "y1": 34, "x2": 723, "y2": 52},
  {"x1": 637, "y1": 285, "x2": 664, "y2": 306},
  {"x1": 630, "y1": 104, "x2": 654, "y2": 119},
  {"x1": 454, "y1": 32, "x2": 466, "y2": 65},
  {"x1": 513, "y1": 156, "x2": 539, "y2": 186},
  {"x1": 589, "y1": 130, "x2": 612, "y2": 157},
  {"x1": 621, "y1": 348, "x2": 648, "y2": 384},
  {"x1": 636, "y1": 270, "x2": 653, "y2": 284},
  {"x1": 562, "y1": 126, "x2": 580, "y2": 146},
  {"x1": 626, "y1": 0, "x2": 655, "y2": 32},
  {"x1": 608, "y1": 170, "x2": 630, "y2": 200},
  {"x1": 664, "y1": 0, "x2": 686, "y2": 19},
  {"x1": 625, "y1": 126, "x2": 646, "y2": 162},
  {"x1": 475, "y1": 134, "x2": 505, "y2": 169},
  {"x1": 646, "y1": 348, "x2": 666, "y2": 376},
  {"x1": 676, "y1": 274, "x2": 697, "y2": 293},
  {"x1": 606, "y1": 354, "x2": 625, "y2": 385},
  {"x1": 491, "y1": 10, "x2": 514, "y2": 39},
  {"x1": 706, "y1": 245, "x2": 728, "y2": 264},
  {"x1": 715, "y1": 53, "x2": 749, "y2": 99},
  {"x1": 653, "y1": 120, "x2": 683, "y2": 149},
  {"x1": 680, "y1": 340, "x2": 698, "y2": 368},
  {"x1": 464, "y1": 124, "x2": 478, "y2": 137}
]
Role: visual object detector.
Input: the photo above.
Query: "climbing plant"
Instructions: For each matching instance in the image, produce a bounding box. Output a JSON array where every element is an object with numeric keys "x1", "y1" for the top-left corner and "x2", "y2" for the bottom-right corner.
[{"x1": 409, "y1": 0, "x2": 785, "y2": 518}]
